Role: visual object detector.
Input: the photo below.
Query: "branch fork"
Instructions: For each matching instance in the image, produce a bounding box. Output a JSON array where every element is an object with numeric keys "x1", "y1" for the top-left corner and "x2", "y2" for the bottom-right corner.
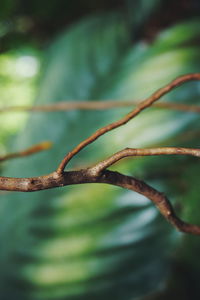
[{"x1": 1, "y1": 73, "x2": 200, "y2": 235}]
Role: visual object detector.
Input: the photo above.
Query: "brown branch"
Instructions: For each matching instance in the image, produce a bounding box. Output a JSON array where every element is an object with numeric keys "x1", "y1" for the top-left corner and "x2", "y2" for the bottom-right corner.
[
  {"x1": 57, "y1": 73, "x2": 200, "y2": 173},
  {"x1": 1, "y1": 74, "x2": 200, "y2": 236},
  {"x1": 155, "y1": 102, "x2": 200, "y2": 113},
  {"x1": 0, "y1": 141, "x2": 52, "y2": 162},
  {"x1": 1, "y1": 100, "x2": 200, "y2": 113},
  {"x1": 0, "y1": 169, "x2": 199, "y2": 235},
  {"x1": 90, "y1": 146, "x2": 200, "y2": 174}
]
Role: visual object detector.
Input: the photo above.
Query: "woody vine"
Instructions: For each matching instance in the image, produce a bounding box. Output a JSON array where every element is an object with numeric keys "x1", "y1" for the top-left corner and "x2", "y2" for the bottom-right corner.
[{"x1": 1, "y1": 73, "x2": 200, "y2": 235}]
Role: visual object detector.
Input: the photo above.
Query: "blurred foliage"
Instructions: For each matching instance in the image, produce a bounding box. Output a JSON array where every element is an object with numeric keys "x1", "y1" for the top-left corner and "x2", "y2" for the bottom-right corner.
[
  {"x1": 0, "y1": 49, "x2": 40, "y2": 155},
  {"x1": 1, "y1": 0, "x2": 200, "y2": 300},
  {"x1": 1, "y1": 0, "x2": 200, "y2": 51}
]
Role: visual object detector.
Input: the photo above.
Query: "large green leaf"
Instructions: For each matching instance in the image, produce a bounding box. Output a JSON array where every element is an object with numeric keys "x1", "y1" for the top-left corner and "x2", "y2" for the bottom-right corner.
[{"x1": 1, "y1": 12, "x2": 200, "y2": 300}]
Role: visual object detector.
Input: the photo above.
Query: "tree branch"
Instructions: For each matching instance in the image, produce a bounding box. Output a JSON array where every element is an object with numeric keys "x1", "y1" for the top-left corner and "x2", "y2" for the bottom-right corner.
[
  {"x1": 1, "y1": 73, "x2": 200, "y2": 235},
  {"x1": 57, "y1": 73, "x2": 200, "y2": 173},
  {"x1": 0, "y1": 169, "x2": 199, "y2": 235},
  {"x1": 0, "y1": 141, "x2": 52, "y2": 162},
  {"x1": 90, "y1": 147, "x2": 200, "y2": 174},
  {"x1": 1, "y1": 101, "x2": 200, "y2": 113}
]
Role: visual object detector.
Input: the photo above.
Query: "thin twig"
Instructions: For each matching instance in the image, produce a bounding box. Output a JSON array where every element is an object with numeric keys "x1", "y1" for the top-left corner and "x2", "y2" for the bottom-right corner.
[
  {"x1": 0, "y1": 141, "x2": 52, "y2": 162},
  {"x1": 155, "y1": 102, "x2": 200, "y2": 113},
  {"x1": 90, "y1": 147, "x2": 200, "y2": 174},
  {"x1": 57, "y1": 73, "x2": 200, "y2": 173},
  {"x1": 1, "y1": 101, "x2": 200, "y2": 113}
]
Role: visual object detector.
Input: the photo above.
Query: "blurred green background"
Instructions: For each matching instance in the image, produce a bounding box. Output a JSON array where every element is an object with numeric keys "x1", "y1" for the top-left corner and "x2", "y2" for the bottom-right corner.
[{"x1": 1, "y1": 0, "x2": 200, "y2": 299}]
